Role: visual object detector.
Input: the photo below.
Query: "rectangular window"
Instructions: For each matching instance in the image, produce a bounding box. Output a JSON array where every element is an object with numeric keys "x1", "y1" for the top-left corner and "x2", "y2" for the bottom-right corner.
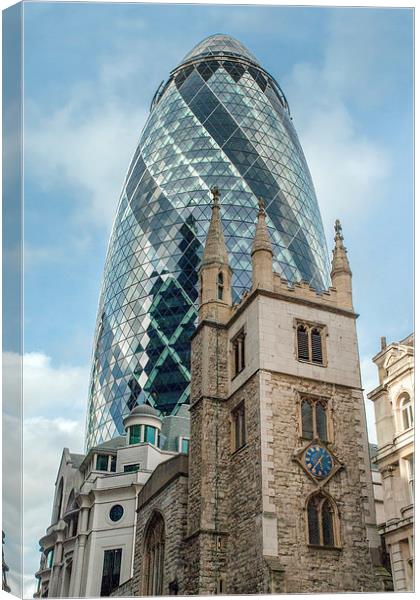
[
  {"x1": 406, "y1": 455, "x2": 414, "y2": 502},
  {"x1": 100, "y1": 548, "x2": 122, "y2": 597},
  {"x1": 144, "y1": 425, "x2": 156, "y2": 445},
  {"x1": 232, "y1": 402, "x2": 246, "y2": 451},
  {"x1": 232, "y1": 329, "x2": 246, "y2": 377},
  {"x1": 124, "y1": 463, "x2": 140, "y2": 473},
  {"x1": 110, "y1": 455, "x2": 117, "y2": 472},
  {"x1": 96, "y1": 454, "x2": 109, "y2": 471},
  {"x1": 129, "y1": 424, "x2": 141, "y2": 445},
  {"x1": 46, "y1": 549, "x2": 54, "y2": 569},
  {"x1": 181, "y1": 438, "x2": 189, "y2": 454}
]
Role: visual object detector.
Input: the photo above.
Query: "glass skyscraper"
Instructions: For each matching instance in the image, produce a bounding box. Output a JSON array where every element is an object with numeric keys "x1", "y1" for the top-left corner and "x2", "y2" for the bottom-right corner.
[{"x1": 85, "y1": 34, "x2": 331, "y2": 450}]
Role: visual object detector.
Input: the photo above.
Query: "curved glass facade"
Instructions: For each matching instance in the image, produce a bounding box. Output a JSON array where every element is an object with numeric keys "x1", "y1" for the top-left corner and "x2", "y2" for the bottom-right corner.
[{"x1": 85, "y1": 34, "x2": 331, "y2": 449}]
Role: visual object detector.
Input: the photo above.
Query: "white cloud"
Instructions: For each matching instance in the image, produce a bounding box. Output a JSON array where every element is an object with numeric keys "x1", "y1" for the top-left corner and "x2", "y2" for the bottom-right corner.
[
  {"x1": 25, "y1": 100, "x2": 146, "y2": 228},
  {"x1": 2, "y1": 352, "x2": 87, "y2": 597},
  {"x1": 24, "y1": 30, "x2": 182, "y2": 230},
  {"x1": 23, "y1": 416, "x2": 85, "y2": 598},
  {"x1": 285, "y1": 14, "x2": 391, "y2": 235}
]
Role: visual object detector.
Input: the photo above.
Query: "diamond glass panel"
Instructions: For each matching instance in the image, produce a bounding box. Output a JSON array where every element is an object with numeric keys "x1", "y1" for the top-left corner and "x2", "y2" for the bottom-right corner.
[{"x1": 85, "y1": 34, "x2": 331, "y2": 450}]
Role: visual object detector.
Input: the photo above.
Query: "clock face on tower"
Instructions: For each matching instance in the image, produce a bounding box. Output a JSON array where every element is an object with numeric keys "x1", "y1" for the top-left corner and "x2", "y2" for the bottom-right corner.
[{"x1": 304, "y1": 444, "x2": 333, "y2": 479}]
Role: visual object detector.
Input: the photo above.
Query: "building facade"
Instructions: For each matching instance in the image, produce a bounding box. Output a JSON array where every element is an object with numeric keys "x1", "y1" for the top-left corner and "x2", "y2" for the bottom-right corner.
[
  {"x1": 86, "y1": 34, "x2": 332, "y2": 450},
  {"x1": 34, "y1": 406, "x2": 190, "y2": 598},
  {"x1": 36, "y1": 192, "x2": 389, "y2": 597},
  {"x1": 123, "y1": 192, "x2": 382, "y2": 595},
  {"x1": 368, "y1": 334, "x2": 414, "y2": 591}
]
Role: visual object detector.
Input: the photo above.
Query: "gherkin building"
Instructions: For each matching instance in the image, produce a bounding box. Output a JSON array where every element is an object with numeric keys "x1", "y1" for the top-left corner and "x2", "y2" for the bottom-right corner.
[{"x1": 85, "y1": 34, "x2": 331, "y2": 450}]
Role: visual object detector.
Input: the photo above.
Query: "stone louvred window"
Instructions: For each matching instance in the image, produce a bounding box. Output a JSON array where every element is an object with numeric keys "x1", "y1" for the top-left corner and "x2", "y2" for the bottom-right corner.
[
  {"x1": 300, "y1": 396, "x2": 328, "y2": 442},
  {"x1": 311, "y1": 328, "x2": 323, "y2": 364},
  {"x1": 296, "y1": 322, "x2": 326, "y2": 365},
  {"x1": 307, "y1": 494, "x2": 338, "y2": 547},
  {"x1": 297, "y1": 325, "x2": 309, "y2": 361},
  {"x1": 143, "y1": 513, "x2": 165, "y2": 596}
]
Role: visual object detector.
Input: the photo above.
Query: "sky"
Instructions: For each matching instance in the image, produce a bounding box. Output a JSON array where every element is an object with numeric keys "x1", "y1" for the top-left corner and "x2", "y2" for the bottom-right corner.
[{"x1": 2, "y1": 1, "x2": 414, "y2": 596}]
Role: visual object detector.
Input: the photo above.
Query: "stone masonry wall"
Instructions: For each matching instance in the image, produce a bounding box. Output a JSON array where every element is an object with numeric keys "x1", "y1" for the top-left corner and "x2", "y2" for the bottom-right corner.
[
  {"x1": 130, "y1": 475, "x2": 188, "y2": 596},
  {"x1": 185, "y1": 323, "x2": 230, "y2": 595},
  {"x1": 263, "y1": 370, "x2": 380, "y2": 592},
  {"x1": 225, "y1": 373, "x2": 269, "y2": 593}
]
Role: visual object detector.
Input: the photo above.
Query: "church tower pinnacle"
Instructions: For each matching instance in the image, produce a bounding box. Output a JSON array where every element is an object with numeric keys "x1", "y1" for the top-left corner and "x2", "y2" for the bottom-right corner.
[
  {"x1": 330, "y1": 219, "x2": 353, "y2": 310},
  {"x1": 251, "y1": 197, "x2": 274, "y2": 291},
  {"x1": 198, "y1": 186, "x2": 232, "y2": 322}
]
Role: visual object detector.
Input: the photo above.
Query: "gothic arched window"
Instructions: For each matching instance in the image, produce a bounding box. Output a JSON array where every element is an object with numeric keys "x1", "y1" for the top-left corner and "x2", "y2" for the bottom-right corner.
[
  {"x1": 217, "y1": 271, "x2": 224, "y2": 300},
  {"x1": 300, "y1": 396, "x2": 329, "y2": 442},
  {"x1": 311, "y1": 328, "x2": 323, "y2": 364},
  {"x1": 296, "y1": 321, "x2": 326, "y2": 365},
  {"x1": 143, "y1": 512, "x2": 165, "y2": 596},
  {"x1": 52, "y1": 477, "x2": 64, "y2": 523},
  {"x1": 297, "y1": 325, "x2": 309, "y2": 361},
  {"x1": 307, "y1": 494, "x2": 339, "y2": 547}
]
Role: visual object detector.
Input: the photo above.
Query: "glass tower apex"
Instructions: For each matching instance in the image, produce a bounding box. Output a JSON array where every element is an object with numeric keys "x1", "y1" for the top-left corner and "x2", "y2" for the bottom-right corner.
[{"x1": 180, "y1": 33, "x2": 261, "y2": 66}]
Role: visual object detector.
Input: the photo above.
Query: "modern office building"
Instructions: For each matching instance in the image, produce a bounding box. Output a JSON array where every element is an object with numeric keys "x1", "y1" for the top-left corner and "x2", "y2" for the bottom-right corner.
[{"x1": 86, "y1": 34, "x2": 331, "y2": 450}]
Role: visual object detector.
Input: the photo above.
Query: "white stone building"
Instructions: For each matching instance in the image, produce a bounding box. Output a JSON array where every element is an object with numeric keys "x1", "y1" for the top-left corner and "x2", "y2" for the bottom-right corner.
[
  {"x1": 34, "y1": 405, "x2": 189, "y2": 597},
  {"x1": 368, "y1": 334, "x2": 414, "y2": 591}
]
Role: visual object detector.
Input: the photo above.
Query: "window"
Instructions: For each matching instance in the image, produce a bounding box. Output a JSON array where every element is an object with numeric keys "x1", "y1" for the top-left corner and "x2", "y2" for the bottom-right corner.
[
  {"x1": 145, "y1": 425, "x2": 157, "y2": 445},
  {"x1": 96, "y1": 454, "x2": 109, "y2": 471},
  {"x1": 124, "y1": 463, "x2": 140, "y2": 473},
  {"x1": 400, "y1": 395, "x2": 413, "y2": 431},
  {"x1": 232, "y1": 402, "x2": 246, "y2": 451},
  {"x1": 217, "y1": 271, "x2": 224, "y2": 300},
  {"x1": 100, "y1": 548, "x2": 122, "y2": 596},
  {"x1": 110, "y1": 455, "x2": 117, "y2": 472},
  {"x1": 307, "y1": 494, "x2": 338, "y2": 547},
  {"x1": 232, "y1": 329, "x2": 246, "y2": 377},
  {"x1": 406, "y1": 455, "x2": 414, "y2": 502},
  {"x1": 143, "y1": 513, "x2": 165, "y2": 596},
  {"x1": 301, "y1": 396, "x2": 329, "y2": 442},
  {"x1": 297, "y1": 325, "x2": 309, "y2": 361},
  {"x1": 296, "y1": 322, "x2": 325, "y2": 365},
  {"x1": 109, "y1": 505, "x2": 124, "y2": 522},
  {"x1": 129, "y1": 424, "x2": 141, "y2": 445},
  {"x1": 180, "y1": 438, "x2": 189, "y2": 454},
  {"x1": 51, "y1": 477, "x2": 64, "y2": 523},
  {"x1": 46, "y1": 549, "x2": 54, "y2": 569}
]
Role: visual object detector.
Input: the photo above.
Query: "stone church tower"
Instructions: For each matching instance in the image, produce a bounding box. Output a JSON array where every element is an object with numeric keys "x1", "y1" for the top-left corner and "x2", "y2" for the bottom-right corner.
[{"x1": 185, "y1": 189, "x2": 381, "y2": 594}]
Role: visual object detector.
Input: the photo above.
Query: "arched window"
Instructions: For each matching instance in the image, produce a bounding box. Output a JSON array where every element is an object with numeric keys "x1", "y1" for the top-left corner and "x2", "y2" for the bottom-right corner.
[
  {"x1": 296, "y1": 321, "x2": 326, "y2": 365},
  {"x1": 307, "y1": 494, "x2": 338, "y2": 547},
  {"x1": 300, "y1": 396, "x2": 328, "y2": 442},
  {"x1": 297, "y1": 325, "x2": 309, "y2": 361},
  {"x1": 400, "y1": 395, "x2": 413, "y2": 431},
  {"x1": 217, "y1": 271, "x2": 224, "y2": 300},
  {"x1": 52, "y1": 478, "x2": 64, "y2": 523},
  {"x1": 143, "y1": 512, "x2": 165, "y2": 596},
  {"x1": 311, "y1": 328, "x2": 323, "y2": 364},
  {"x1": 65, "y1": 489, "x2": 76, "y2": 513}
]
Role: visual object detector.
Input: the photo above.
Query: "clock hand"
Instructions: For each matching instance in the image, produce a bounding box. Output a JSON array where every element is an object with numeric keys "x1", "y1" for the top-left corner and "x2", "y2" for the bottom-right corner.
[{"x1": 314, "y1": 456, "x2": 323, "y2": 469}]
